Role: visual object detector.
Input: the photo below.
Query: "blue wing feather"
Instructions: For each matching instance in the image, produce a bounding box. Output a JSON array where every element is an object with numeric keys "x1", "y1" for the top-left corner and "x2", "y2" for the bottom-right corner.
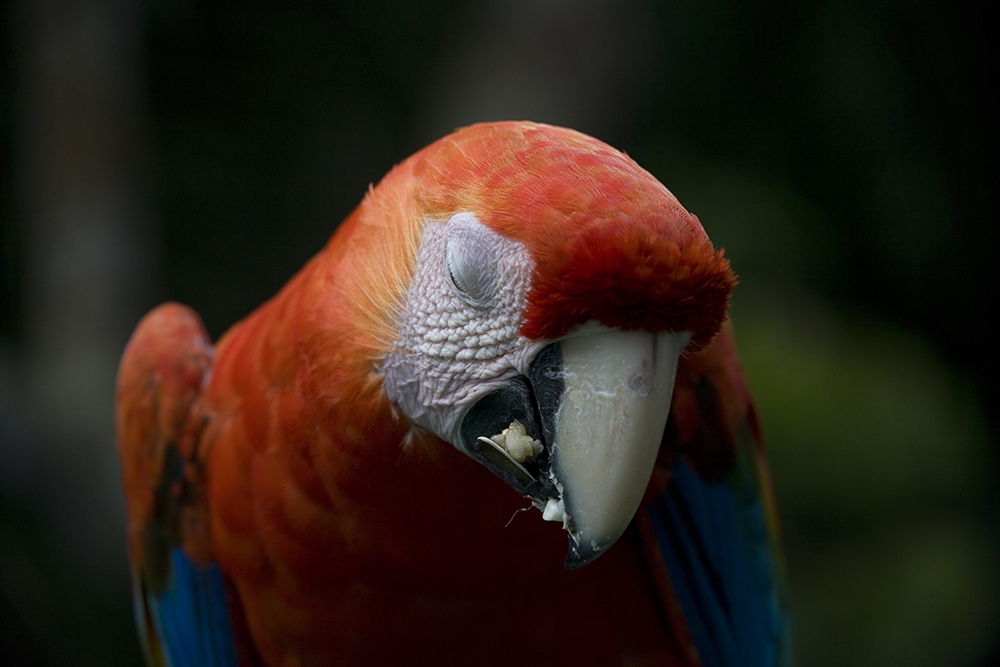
[
  {"x1": 141, "y1": 548, "x2": 240, "y2": 667},
  {"x1": 645, "y1": 457, "x2": 789, "y2": 667}
]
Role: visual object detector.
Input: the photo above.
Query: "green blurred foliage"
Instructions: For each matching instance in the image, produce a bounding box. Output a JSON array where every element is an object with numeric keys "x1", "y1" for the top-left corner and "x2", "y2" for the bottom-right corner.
[{"x1": 733, "y1": 291, "x2": 998, "y2": 667}]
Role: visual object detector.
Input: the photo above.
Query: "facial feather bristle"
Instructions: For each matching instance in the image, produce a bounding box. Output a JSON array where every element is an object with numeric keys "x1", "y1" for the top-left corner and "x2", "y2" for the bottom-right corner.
[{"x1": 332, "y1": 165, "x2": 427, "y2": 355}]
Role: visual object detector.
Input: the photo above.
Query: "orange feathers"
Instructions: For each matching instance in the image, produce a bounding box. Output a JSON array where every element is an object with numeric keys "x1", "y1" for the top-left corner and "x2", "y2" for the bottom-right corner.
[{"x1": 116, "y1": 122, "x2": 782, "y2": 667}]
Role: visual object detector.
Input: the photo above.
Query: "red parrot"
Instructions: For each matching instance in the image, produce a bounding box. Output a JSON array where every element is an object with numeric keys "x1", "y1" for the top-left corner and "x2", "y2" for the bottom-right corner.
[{"x1": 116, "y1": 121, "x2": 789, "y2": 667}]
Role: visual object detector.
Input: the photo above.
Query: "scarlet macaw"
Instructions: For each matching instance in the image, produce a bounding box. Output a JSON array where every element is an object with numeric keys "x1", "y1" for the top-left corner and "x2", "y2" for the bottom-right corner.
[{"x1": 116, "y1": 121, "x2": 789, "y2": 666}]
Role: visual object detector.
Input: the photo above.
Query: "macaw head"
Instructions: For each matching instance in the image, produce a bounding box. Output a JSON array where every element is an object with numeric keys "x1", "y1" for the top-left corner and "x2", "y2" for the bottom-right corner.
[{"x1": 350, "y1": 122, "x2": 734, "y2": 567}]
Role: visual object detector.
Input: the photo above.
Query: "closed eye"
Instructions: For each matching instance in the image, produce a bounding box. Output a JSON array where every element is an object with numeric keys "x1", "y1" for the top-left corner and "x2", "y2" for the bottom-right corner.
[{"x1": 445, "y1": 212, "x2": 503, "y2": 308}]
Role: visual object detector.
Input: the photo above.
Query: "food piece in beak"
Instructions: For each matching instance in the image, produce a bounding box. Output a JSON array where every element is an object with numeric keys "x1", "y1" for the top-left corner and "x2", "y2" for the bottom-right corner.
[{"x1": 459, "y1": 325, "x2": 690, "y2": 568}]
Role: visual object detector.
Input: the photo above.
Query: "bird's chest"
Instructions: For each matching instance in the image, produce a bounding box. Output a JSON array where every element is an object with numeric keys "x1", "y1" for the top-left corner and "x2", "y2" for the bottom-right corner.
[{"x1": 236, "y1": 524, "x2": 680, "y2": 667}]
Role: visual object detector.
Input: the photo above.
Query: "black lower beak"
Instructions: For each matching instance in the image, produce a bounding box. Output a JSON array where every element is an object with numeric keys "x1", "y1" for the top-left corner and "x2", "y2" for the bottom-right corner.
[
  {"x1": 458, "y1": 328, "x2": 688, "y2": 570},
  {"x1": 460, "y1": 344, "x2": 564, "y2": 502}
]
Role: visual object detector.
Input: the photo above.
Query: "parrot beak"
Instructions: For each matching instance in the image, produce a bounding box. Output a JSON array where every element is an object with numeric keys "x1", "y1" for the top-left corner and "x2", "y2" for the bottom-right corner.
[{"x1": 461, "y1": 324, "x2": 690, "y2": 568}]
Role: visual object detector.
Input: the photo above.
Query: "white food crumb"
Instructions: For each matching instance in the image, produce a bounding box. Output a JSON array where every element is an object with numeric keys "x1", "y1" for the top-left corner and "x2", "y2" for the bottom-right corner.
[
  {"x1": 494, "y1": 421, "x2": 542, "y2": 463},
  {"x1": 542, "y1": 498, "x2": 565, "y2": 522}
]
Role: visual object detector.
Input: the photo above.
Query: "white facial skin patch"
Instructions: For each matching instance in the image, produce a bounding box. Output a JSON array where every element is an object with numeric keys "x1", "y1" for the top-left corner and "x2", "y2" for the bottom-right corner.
[
  {"x1": 381, "y1": 212, "x2": 546, "y2": 448},
  {"x1": 381, "y1": 212, "x2": 693, "y2": 567}
]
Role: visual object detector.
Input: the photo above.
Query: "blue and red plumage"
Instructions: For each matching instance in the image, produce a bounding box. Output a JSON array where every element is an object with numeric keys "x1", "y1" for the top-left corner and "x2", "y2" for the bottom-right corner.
[{"x1": 116, "y1": 122, "x2": 789, "y2": 666}]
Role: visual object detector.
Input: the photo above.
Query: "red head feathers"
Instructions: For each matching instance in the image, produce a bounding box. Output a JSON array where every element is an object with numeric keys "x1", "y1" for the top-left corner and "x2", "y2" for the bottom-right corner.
[{"x1": 410, "y1": 121, "x2": 736, "y2": 344}]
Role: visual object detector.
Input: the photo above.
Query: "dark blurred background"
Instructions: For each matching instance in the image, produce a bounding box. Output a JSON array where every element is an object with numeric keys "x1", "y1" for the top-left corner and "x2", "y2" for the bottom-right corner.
[{"x1": 1, "y1": 1, "x2": 997, "y2": 665}]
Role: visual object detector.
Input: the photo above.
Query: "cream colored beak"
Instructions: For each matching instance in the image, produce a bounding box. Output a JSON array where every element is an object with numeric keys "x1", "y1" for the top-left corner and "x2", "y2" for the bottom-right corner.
[{"x1": 552, "y1": 325, "x2": 689, "y2": 567}]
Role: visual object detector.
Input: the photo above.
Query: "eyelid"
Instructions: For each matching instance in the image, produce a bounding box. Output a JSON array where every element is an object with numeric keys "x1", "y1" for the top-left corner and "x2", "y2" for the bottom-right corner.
[
  {"x1": 447, "y1": 241, "x2": 495, "y2": 306},
  {"x1": 445, "y1": 213, "x2": 501, "y2": 308}
]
